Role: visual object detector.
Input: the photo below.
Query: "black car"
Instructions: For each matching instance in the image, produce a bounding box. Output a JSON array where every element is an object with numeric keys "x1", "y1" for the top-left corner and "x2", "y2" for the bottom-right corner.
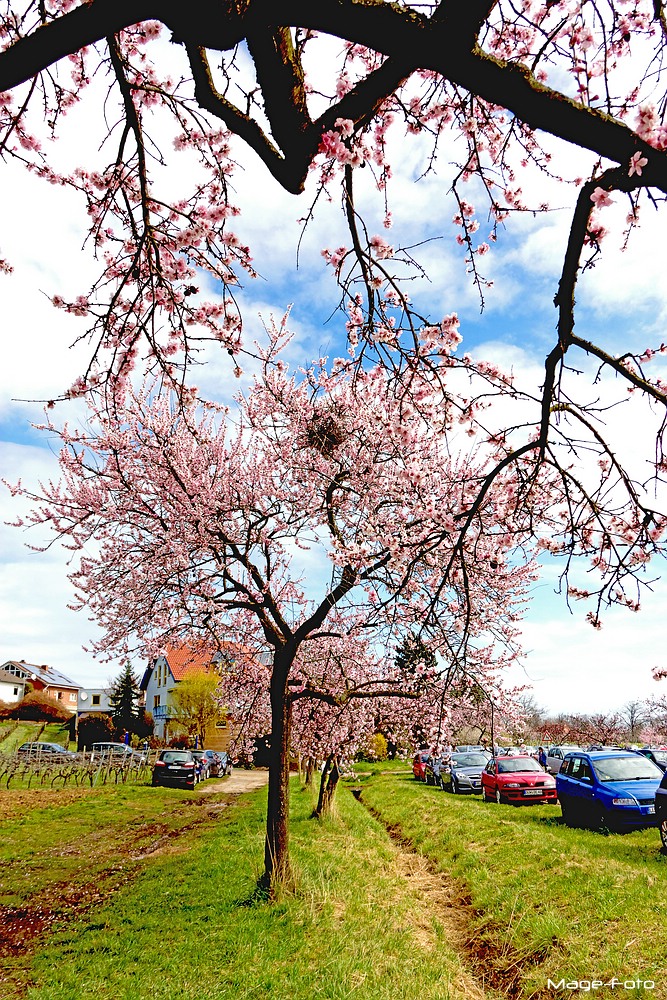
[
  {"x1": 151, "y1": 749, "x2": 197, "y2": 788},
  {"x1": 656, "y1": 769, "x2": 667, "y2": 848},
  {"x1": 442, "y1": 751, "x2": 489, "y2": 794}
]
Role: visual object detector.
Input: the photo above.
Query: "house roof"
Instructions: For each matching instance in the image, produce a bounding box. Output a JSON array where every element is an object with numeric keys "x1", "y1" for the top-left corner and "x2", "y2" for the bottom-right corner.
[
  {"x1": 1, "y1": 660, "x2": 80, "y2": 690},
  {"x1": 140, "y1": 641, "x2": 259, "y2": 690},
  {"x1": 164, "y1": 645, "x2": 220, "y2": 681},
  {"x1": 0, "y1": 668, "x2": 26, "y2": 686}
]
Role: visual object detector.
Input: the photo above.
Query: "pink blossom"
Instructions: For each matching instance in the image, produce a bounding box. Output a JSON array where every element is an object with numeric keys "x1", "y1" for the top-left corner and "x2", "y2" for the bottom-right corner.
[
  {"x1": 590, "y1": 187, "x2": 614, "y2": 208},
  {"x1": 628, "y1": 151, "x2": 648, "y2": 177}
]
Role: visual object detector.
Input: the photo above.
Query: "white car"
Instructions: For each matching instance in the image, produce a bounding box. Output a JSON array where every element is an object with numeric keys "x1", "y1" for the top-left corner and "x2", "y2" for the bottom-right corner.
[
  {"x1": 90, "y1": 741, "x2": 147, "y2": 764},
  {"x1": 545, "y1": 745, "x2": 581, "y2": 775}
]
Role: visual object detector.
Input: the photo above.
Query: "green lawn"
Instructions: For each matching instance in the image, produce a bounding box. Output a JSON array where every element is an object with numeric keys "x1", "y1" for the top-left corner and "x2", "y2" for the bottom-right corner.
[
  {"x1": 0, "y1": 778, "x2": 499, "y2": 1000},
  {"x1": 361, "y1": 770, "x2": 667, "y2": 998},
  {"x1": 2, "y1": 766, "x2": 665, "y2": 1000}
]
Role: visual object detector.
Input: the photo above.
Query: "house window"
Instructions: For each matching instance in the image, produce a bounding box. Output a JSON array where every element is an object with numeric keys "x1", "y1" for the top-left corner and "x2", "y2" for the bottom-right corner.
[
  {"x1": 153, "y1": 695, "x2": 160, "y2": 709},
  {"x1": 13, "y1": 686, "x2": 18, "y2": 696},
  {"x1": 56, "y1": 691, "x2": 62, "y2": 700},
  {"x1": 215, "y1": 720, "x2": 228, "y2": 729},
  {"x1": 92, "y1": 694, "x2": 101, "y2": 706},
  {"x1": 69, "y1": 692, "x2": 77, "y2": 702}
]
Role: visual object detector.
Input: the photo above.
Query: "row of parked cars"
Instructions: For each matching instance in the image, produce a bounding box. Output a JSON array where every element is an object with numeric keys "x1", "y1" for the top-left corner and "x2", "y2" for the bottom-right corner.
[
  {"x1": 151, "y1": 748, "x2": 232, "y2": 788},
  {"x1": 413, "y1": 744, "x2": 667, "y2": 846}
]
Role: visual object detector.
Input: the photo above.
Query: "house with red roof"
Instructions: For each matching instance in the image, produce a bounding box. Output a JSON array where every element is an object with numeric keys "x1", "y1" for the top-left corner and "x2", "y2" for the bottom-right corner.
[
  {"x1": 140, "y1": 644, "x2": 238, "y2": 749},
  {"x1": 0, "y1": 659, "x2": 80, "y2": 713}
]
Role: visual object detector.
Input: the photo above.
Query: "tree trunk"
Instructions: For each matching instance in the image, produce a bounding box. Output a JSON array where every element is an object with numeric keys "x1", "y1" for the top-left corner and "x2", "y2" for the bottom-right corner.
[
  {"x1": 304, "y1": 755, "x2": 316, "y2": 786},
  {"x1": 313, "y1": 753, "x2": 340, "y2": 818},
  {"x1": 263, "y1": 659, "x2": 293, "y2": 895}
]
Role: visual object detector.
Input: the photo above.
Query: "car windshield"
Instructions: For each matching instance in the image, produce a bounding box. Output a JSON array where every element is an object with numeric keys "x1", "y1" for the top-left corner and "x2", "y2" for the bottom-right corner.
[
  {"x1": 593, "y1": 756, "x2": 662, "y2": 782},
  {"x1": 452, "y1": 754, "x2": 488, "y2": 767},
  {"x1": 160, "y1": 751, "x2": 192, "y2": 763},
  {"x1": 647, "y1": 751, "x2": 667, "y2": 767},
  {"x1": 496, "y1": 758, "x2": 542, "y2": 773}
]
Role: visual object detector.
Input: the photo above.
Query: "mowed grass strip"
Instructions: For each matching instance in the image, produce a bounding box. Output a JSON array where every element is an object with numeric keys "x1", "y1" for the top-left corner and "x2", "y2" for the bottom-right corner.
[
  {"x1": 360, "y1": 770, "x2": 667, "y2": 998},
  {"x1": 4, "y1": 781, "x2": 502, "y2": 1000}
]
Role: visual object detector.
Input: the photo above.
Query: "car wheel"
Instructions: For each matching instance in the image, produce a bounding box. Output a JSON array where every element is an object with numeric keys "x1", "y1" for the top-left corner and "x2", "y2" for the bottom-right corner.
[
  {"x1": 482, "y1": 787, "x2": 492, "y2": 802},
  {"x1": 495, "y1": 789, "x2": 504, "y2": 805},
  {"x1": 660, "y1": 817, "x2": 667, "y2": 849},
  {"x1": 592, "y1": 804, "x2": 612, "y2": 833},
  {"x1": 560, "y1": 798, "x2": 574, "y2": 827},
  {"x1": 452, "y1": 780, "x2": 459, "y2": 795}
]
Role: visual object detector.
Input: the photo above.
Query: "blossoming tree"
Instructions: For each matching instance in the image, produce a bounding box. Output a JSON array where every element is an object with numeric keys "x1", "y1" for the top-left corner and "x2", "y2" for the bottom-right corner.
[
  {"x1": 5, "y1": 0, "x2": 667, "y2": 886},
  {"x1": 14, "y1": 330, "x2": 538, "y2": 889},
  {"x1": 3, "y1": 1, "x2": 667, "y2": 620}
]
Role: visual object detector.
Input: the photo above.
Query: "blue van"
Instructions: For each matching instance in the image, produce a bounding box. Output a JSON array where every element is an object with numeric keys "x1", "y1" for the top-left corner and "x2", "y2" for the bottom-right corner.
[{"x1": 556, "y1": 750, "x2": 662, "y2": 831}]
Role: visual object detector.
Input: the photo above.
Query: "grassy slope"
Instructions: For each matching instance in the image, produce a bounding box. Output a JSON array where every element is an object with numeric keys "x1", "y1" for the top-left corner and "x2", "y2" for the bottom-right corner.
[
  {"x1": 2, "y1": 780, "x2": 498, "y2": 1000},
  {"x1": 361, "y1": 770, "x2": 667, "y2": 997}
]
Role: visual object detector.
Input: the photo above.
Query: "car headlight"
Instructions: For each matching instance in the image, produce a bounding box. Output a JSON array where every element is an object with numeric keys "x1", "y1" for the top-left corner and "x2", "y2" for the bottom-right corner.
[
  {"x1": 456, "y1": 774, "x2": 471, "y2": 783},
  {"x1": 612, "y1": 797, "x2": 636, "y2": 806}
]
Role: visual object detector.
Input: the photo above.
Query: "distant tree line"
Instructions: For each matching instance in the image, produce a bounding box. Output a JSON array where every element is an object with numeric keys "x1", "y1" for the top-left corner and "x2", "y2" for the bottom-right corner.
[{"x1": 514, "y1": 696, "x2": 667, "y2": 747}]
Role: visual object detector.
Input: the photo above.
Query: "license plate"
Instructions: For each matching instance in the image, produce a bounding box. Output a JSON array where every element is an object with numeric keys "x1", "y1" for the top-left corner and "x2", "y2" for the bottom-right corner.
[
  {"x1": 646, "y1": 805, "x2": 655, "y2": 814},
  {"x1": 523, "y1": 788, "x2": 543, "y2": 796},
  {"x1": 168, "y1": 765, "x2": 182, "y2": 770}
]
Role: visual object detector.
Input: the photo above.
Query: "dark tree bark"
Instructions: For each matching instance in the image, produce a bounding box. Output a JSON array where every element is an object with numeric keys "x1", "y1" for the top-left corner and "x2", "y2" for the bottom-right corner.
[
  {"x1": 304, "y1": 755, "x2": 317, "y2": 787},
  {"x1": 262, "y1": 651, "x2": 293, "y2": 894},
  {"x1": 313, "y1": 753, "x2": 340, "y2": 818}
]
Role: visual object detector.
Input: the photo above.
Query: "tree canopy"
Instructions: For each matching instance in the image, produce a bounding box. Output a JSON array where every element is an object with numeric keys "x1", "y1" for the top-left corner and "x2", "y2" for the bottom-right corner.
[{"x1": 5, "y1": 0, "x2": 667, "y2": 888}]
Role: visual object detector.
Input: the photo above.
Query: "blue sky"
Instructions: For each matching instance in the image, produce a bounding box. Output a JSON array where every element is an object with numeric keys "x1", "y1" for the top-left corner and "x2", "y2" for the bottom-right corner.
[{"x1": 2, "y1": 92, "x2": 667, "y2": 716}]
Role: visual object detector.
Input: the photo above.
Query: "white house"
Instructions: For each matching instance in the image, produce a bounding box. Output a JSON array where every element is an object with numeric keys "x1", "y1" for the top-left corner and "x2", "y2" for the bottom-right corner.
[
  {"x1": 0, "y1": 667, "x2": 27, "y2": 704},
  {"x1": 140, "y1": 643, "x2": 260, "y2": 749},
  {"x1": 77, "y1": 686, "x2": 114, "y2": 716}
]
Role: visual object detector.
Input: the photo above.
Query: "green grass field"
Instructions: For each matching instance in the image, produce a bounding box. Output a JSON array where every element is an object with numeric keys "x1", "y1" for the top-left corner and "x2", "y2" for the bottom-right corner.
[
  {"x1": 1, "y1": 762, "x2": 665, "y2": 1000},
  {"x1": 362, "y1": 768, "x2": 667, "y2": 998}
]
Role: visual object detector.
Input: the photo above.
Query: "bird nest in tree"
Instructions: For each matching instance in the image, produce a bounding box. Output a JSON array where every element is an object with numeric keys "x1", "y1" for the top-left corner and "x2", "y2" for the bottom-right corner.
[{"x1": 305, "y1": 410, "x2": 346, "y2": 457}]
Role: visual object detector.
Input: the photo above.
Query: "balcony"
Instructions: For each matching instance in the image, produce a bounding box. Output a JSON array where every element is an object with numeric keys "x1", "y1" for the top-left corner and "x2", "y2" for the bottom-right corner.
[{"x1": 152, "y1": 704, "x2": 175, "y2": 720}]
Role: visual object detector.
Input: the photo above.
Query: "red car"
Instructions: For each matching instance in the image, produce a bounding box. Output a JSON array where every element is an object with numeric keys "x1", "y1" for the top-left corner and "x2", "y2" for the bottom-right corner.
[
  {"x1": 412, "y1": 751, "x2": 430, "y2": 781},
  {"x1": 481, "y1": 754, "x2": 557, "y2": 805}
]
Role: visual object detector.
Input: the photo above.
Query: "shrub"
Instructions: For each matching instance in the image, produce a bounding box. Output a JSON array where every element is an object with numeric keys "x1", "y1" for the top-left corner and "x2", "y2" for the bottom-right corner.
[
  {"x1": 357, "y1": 733, "x2": 388, "y2": 762},
  {"x1": 77, "y1": 711, "x2": 115, "y2": 749},
  {"x1": 11, "y1": 691, "x2": 73, "y2": 722}
]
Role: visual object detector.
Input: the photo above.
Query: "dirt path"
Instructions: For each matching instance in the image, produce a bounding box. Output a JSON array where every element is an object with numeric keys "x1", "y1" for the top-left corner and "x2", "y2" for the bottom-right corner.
[{"x1": 200, "y1": 767, "x2": 269, "y2": 795}]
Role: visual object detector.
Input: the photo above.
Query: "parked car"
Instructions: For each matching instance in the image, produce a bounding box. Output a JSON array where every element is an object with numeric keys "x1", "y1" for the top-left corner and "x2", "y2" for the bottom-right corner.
[
  {"x1": 556, "y1": 750, "x2": 662, "y2": 831},
  {"x1": 412, "y1": 751, "x2": 430, "y2": 781},
  {"x1": 634, "y1": 747, "x2": 667, "y2": 772},
  {"x1": 201, "y1": 749, "x2": 221, "y2": 776},
  {"x1": 482, "y1": 755, "x2": 558, "y2": 805},
  {"x1": 655, "y1": 769, "x2": 667, "y2": 847},
  {"x1": 545, "y1": 745, "x2": 582, "y2": 775},
  {"x1": 17, "y1": 741, "x2": 78, "y2": 758},
  {"x1": 90, "y1": 741, "x2": 147, "y2": 764},
  {"x1": 442, "y1": 751, "x2": 489, "y2": 794},
  {"x1": 151, "y1": 749, "x2": 197, "y2": 789},
  {"x1": 191, "y1": 750, "x2": 210, "y2": 782},
  {"x1": 217, "y1": 751, "x2": 232, "y2": 776}
]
